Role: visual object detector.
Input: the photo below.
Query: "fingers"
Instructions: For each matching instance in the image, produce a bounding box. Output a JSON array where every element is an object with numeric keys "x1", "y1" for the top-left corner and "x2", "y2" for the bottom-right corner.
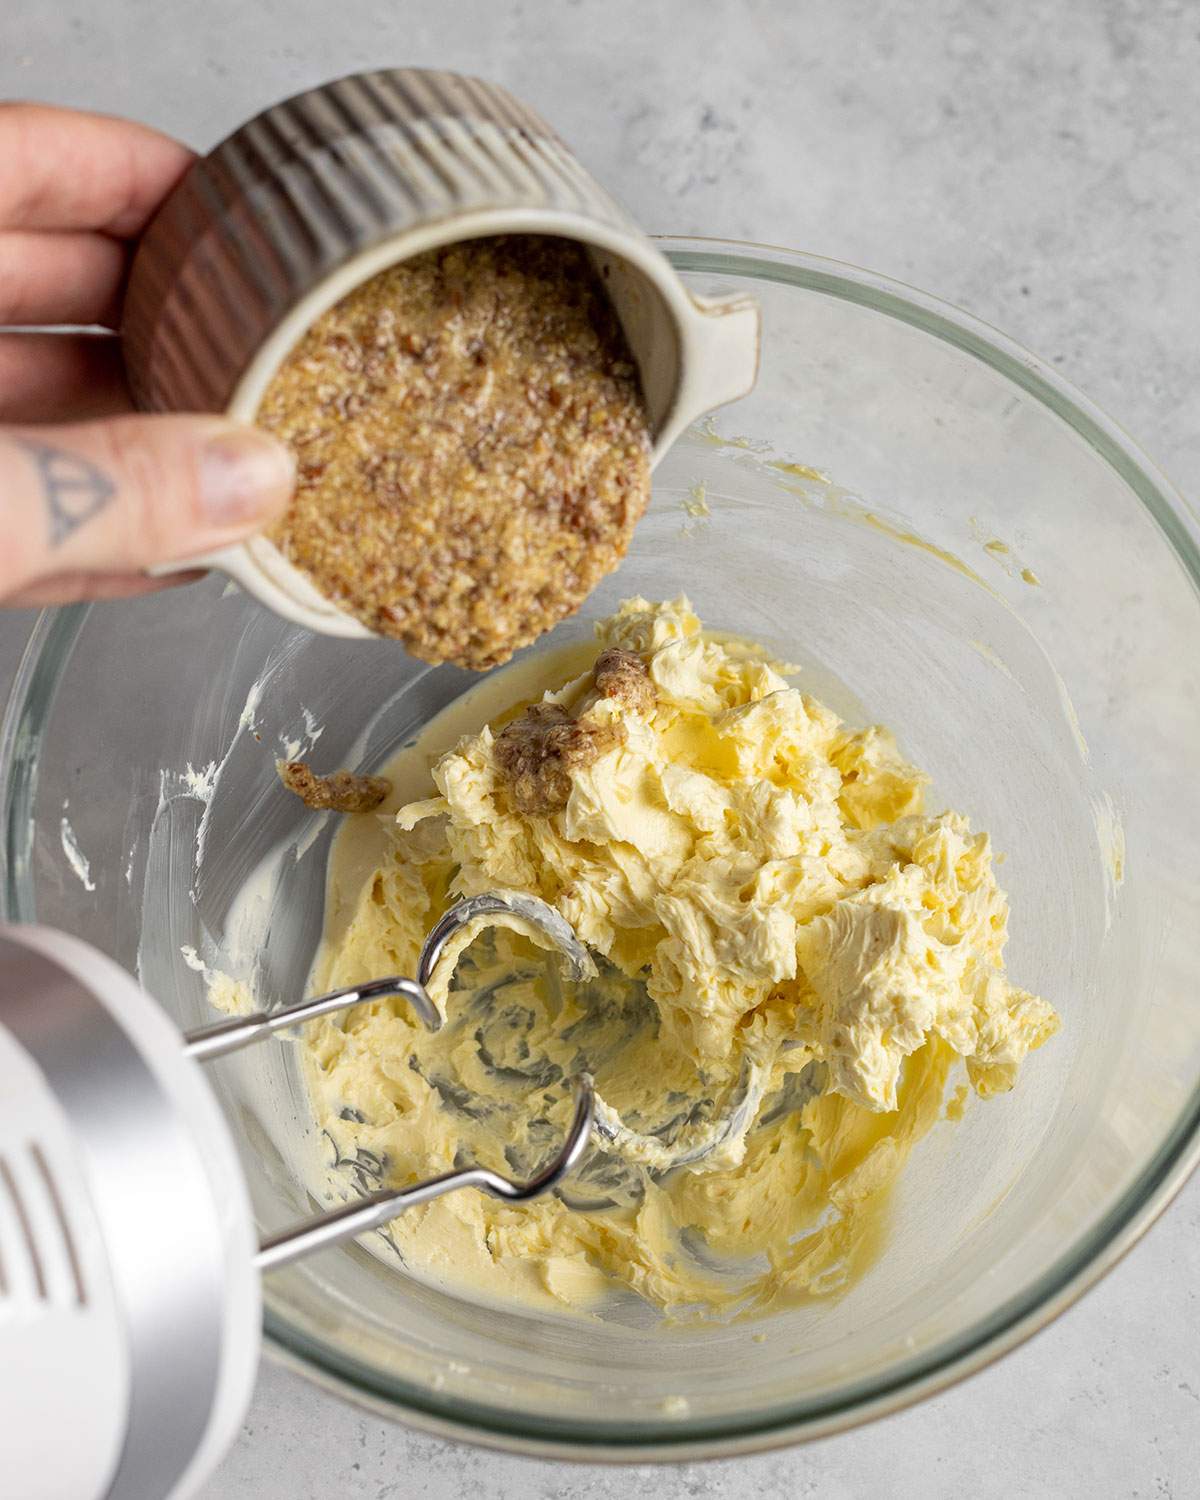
[
  {"x1": 0, "y1": 229, "x2": 128, "y2": 326},
  {"x1": 0, "y1": 102, "x2": 194, "y2": 236},
  {"x1": 0, "y1": 106, "x2": 194, "y2": 340},
  {"x1": 0, "y1": 414, "x2": 295, "y2": 603},
  {"x1": 0, "y1": 108, "x2": 289, "y2": 609},
  {"x1": 4, "y1": 568, "x2": 205, "y2": 608},
  {"x1": 0, "y1": 333, "x2": 132, "y2": 423}
]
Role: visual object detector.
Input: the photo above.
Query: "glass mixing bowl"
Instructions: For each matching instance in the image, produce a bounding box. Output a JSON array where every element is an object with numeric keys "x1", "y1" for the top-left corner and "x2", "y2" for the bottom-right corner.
[{"x1": 3, "y1": 239, "x2": 1199, "y2": 1459}]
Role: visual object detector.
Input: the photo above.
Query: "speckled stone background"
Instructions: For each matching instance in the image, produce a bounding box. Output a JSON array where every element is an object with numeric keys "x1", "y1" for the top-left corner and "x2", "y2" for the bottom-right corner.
[{"x1": 2, "y1": 2, "x2": 1198, "y2": 1495}]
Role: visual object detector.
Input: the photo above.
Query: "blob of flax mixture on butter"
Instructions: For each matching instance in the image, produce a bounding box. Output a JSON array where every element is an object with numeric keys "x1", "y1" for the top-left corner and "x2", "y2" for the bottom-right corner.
[{"x1": 303, "y1": 597, "x2": 1059, "y2": 1316}]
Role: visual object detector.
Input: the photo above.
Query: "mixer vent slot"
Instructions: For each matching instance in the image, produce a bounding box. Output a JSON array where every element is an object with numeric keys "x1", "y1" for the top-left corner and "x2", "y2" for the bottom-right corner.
[
  {"x1": 0, "y1": 1153, "x2": 45, "y2": 1300},
  {"x1": 0, "y1": 1144, "x2": 87, "y2": 1308},
  {"x1": 30, "y1": 1144, "x2": 87, "y2": 1306}
]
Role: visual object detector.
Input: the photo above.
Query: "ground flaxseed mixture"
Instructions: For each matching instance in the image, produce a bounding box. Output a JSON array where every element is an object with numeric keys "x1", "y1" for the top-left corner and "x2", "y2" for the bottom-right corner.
[
  {"x1": 277, "y1": 761, "x2": 391, "y2": 813},
  {"x1": 492, "y1": 648, "x2": 654, "y2": 814},
  {"x1": 257, "y1": 236, "x2": 652, "y2": 669}
]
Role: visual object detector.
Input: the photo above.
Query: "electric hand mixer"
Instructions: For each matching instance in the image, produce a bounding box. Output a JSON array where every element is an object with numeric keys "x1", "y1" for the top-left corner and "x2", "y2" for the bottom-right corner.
[
  {"x1": 0, "y1": 893, "x2": 596, "y2": 1500},
  {"x1": 0, "y1": 892, "x2": 766, "y2": 1500}
]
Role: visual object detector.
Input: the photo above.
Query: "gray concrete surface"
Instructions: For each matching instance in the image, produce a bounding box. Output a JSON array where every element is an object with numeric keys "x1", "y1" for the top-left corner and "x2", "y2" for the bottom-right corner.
[{"x1": 2, "y1": 1, "x2": 1199, "y2": 1495}]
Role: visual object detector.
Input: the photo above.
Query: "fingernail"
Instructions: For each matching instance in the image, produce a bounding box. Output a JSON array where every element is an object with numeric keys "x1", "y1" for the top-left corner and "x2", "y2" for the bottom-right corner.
[{"x1": 199, "y1": 427, "x2": 295, "y2": 527}]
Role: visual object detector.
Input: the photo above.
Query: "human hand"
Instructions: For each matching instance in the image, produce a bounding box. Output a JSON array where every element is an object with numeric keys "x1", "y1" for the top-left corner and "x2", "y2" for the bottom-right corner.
[{"x1": 0, "y1": 103, "x2": 294, "y2": 605}]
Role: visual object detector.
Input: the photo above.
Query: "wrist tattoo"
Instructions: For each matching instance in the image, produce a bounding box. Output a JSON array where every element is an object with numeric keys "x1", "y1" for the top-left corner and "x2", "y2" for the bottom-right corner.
[{"x1": 18, "y1": 439, "x2": 116, "y2": 547}]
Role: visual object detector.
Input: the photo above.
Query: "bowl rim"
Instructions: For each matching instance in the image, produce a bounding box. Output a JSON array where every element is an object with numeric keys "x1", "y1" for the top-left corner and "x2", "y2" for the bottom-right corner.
[{"x1": 3, "y1": 235, "x2": 1199, "y2": 1461}]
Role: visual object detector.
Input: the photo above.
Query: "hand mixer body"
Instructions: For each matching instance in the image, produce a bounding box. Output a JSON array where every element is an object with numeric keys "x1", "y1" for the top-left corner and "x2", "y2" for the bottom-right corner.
[{"x1": 0, "y1": 926, "x2": 261, "y2": 1500}]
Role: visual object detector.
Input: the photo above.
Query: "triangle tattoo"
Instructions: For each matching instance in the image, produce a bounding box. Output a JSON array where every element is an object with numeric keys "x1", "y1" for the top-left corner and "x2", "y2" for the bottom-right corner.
[{"x1": 19, "y1": 439, "x2": 117, "y2": 547}]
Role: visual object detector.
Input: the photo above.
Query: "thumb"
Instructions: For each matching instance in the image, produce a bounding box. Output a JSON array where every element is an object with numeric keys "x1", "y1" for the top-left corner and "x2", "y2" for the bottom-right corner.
[{"x1": 2, "y1": 413, "x2": 295, "y2": 604}]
